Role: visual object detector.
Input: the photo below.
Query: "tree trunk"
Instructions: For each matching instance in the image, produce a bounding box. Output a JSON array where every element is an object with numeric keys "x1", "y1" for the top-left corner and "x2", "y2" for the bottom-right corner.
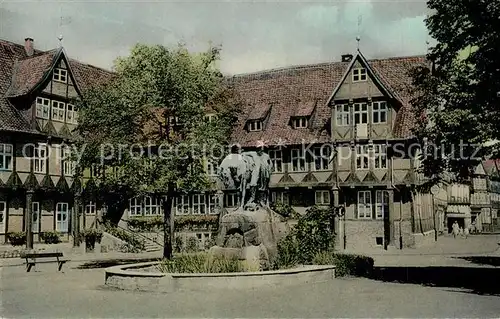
[{"x1": 163, "y1": 186, "x2": 175, "y2": 259}]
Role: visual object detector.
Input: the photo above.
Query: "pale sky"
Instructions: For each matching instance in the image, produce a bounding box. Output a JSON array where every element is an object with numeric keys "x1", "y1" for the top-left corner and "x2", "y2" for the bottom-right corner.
[{"x1": 0, "y1": 0, "x2": 430, "y2": 75}]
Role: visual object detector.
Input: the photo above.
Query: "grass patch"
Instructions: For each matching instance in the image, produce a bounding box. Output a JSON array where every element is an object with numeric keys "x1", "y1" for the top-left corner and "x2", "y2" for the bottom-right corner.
[{"x1": 156, "y1": 253, "x2": 247, "y2": 273}]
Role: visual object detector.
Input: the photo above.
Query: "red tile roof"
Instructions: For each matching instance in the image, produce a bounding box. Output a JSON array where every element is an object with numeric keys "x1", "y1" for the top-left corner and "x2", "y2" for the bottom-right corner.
[
  {"x1": 0, "y1": 39, "x2": 114, "y2": 134},
  {"x1": 293, "y1": 100, "x2": 316, "y2": 117},
  {"x1": 228, "y1": 55, "x2": 428, "y2": 147},
  {"x1": 247, "y1": 103, "x2": 271, "y2": 120}
]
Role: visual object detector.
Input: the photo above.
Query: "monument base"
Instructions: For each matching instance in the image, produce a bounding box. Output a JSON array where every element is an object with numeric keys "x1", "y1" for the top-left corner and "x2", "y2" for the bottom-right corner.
[{"x1": 209, "y1": 207, "x2": 289, "y2": 270}]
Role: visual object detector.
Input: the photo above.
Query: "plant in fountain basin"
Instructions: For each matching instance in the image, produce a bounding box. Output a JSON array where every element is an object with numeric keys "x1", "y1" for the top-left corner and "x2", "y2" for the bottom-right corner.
[{"x1": 156, "y1": 252, "x2": 246, "y2": 273}]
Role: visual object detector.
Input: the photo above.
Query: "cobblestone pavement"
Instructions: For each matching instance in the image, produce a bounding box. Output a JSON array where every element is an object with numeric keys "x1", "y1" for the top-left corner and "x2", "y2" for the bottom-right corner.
[{"x1": 1, "y1": 264, "x2": 499, "y2": 318}]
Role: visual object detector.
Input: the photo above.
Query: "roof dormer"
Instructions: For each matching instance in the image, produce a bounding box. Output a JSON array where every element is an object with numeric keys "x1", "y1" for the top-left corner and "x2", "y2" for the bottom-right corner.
[
  {"x1": 290, "y1": 100, "x2": 316, "y2": 129},
  {"x1": 245, "y1": 103, "x2": 271, "y2": 132}
]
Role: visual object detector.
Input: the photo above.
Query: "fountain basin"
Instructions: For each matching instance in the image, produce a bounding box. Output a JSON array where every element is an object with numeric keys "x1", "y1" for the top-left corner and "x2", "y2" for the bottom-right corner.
[{"x1": 105, "y1": 261, "x2": 336, "y2": 292}]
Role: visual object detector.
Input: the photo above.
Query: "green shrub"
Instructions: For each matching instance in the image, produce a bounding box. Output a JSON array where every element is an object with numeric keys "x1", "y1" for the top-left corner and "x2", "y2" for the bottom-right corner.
[
  {"x1": 156, "y1": 253, "x2": 244, "y2": 273},
  {"x1": 185, "y1": 236, "x2": 199, "y2": 253},
  {"x1": 82, "y1": 228, "x2": 103, "y2": 243},
  {"x1": 312, "y1": 251, "x2": 335, "y2": 265},
  {"x1": 7, "y1": 232, "x2": 26, "y2": 246},
  {"x1": 127, "y1": 216, "x2": 163, "y2": 232},
  {"x1": 174, "y1": 235, "x2": 184, "y2": 253},
  {"x1": 271, "y1": 202, "x2": 298, "y2": 220},
  {"x1": 272, "y1": 233, "x2": 299, "y2": 270},
  {"x1": 40, "y1": 231, "x2": 61, "y2": 244},
  {"x1": 274, "y1": 205, "x2": 335, "y2": 268},
  {"x1": 331, "y1": 253, "x2": 374, "y2": 278},
  {"x1": 204, "y1": 237, "x2": 216, "y2": 251}
]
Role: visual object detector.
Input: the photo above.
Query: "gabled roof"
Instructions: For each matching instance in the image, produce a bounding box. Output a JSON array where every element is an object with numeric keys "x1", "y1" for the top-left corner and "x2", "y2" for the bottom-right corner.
[
  {"x1": 326, "y1": 50, "x2": 396, "y2": 106},
  {"x1": 0, "y1": 38, "x2": 114, "y2": 135},
  {"x1": 228, "y1": 53, "x2": 428, "y2": 147}
]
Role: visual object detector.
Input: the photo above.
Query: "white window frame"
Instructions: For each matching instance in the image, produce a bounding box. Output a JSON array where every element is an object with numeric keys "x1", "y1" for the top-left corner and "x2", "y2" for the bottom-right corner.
[
  {"x1": 0, "y1": 143, "x2": 13, "y2": 171},
  {"x1": 224, "y1": 193, "x2": 238, "y2": 208},
  {"x1": 32, "y1": 202, "x2": 40, "y2": 233},
  {"x1": 373, "y1": 144, "x2": 387, "y2": 169},
  {"x1": 175, "y1": 195, "x2": 191, "y2": 215},
  {"x1": 144, "y1": 196, "x2": 161, "y2": 216},
  {"x1": 354, "y1": 102, "x2": 368, "y2": 124},
  {"x1": 375, "y1": 190, "x2": 389, "y2": 220},
  {"x1": 168, "y1": 116, "x2": 180, "y2": 126},
  {"x1": 0, "y1": 201, "x2": 6, "y2": 233},
  {"x1": 291, "y1": 148, "x2": 306, "y2": 172},
  {"x1": 61, "y1": 146, "x2": 76, "y2": 176},
  {"x1": 34, "y1": 144, "x2": 47, "y2": 174},
  {"x1": 248, "y1": 120, "x2": 263, "y2": 132},
  {"x1": 356, "y1": 145, "x2": 370, "y2": 170},
  {"x1": 294, "y1": 117, "x2": 308, "y2": 129},
  {"x1": 357, "y1": 191, "x2": 372, "y2": 219},
  {"x1": 208, "y1": 194, "x2": 217, "y2": 214},
  {"x1": 85, "y1": 201, "x2": 97, "y2": 215},
  {"x1": 312, "y1": 146, "x2": 332, "y2": 171},
  {"x1": 129, "y1": 198, "x2": 142, "y2": 216},
  {"x1": 271, "y1": 191, "x2": 289, "y2": 205},
  {"x1": 315, "y1": 190, "x2": 331, "y2": 205},
  {"x1": 269, "y1": 150, "x2": 283, "y2": 173},
  {"x1": 66, "y1": 103, "x2": 78, "y2": 124},
  {"x1": 51, "y1": 100, "x2": 66, "y2": 122},
  {"x1": 53, "y1": 68, "x2": 67, "y2": 83},
  {"x1": 372, "y1": 101, "x2": 387, "y2": 124},
  {"x1": 336, "y1": 104, "x2": 350, "y2": 126},
  {"x1": 55, "y1": 202, "x2": 69, "y2": 232},
  {"x1": 352, "y1": 68, "x2": 367, "y2": 82},
  {"x1": 192, "y1": 194, "x2": 206, "y2": 215},
  {"x1": 36, "y1": 97, "x2": 50, "y2": 119}
]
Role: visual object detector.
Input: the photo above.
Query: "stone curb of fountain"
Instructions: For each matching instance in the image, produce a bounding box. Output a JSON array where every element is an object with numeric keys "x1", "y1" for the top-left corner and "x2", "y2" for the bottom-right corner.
[{"x1": 104, "y1": 261, "x2": 336, "y2": 292}]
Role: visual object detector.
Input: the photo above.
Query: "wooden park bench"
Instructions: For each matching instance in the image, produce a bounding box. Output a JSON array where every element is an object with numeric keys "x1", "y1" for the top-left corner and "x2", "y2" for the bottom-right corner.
[{"x1": 20, "y1": 251, "x2": 69, "y2": 272}]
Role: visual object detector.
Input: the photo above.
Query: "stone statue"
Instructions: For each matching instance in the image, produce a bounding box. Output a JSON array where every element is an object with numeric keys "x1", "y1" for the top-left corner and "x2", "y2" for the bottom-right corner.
[{"x1": 218, "y1": 150, "x2": 273, "y2": 211}]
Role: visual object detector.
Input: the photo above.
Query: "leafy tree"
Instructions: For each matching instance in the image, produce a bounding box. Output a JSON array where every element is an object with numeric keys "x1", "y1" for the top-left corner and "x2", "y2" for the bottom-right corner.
[
  {"x1": 75, "y1": 44, "x2": 240, "y2": 258},
  {"x1": 410, "y1": 0, "x2": 500, "y2": 186}
]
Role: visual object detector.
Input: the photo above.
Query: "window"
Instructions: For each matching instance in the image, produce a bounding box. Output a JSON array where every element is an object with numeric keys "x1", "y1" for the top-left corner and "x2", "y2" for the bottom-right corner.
[
  {"x1": 357, "y1": 191, "x2": 372, "y2": 219},
  {"x1": 55, "y1": 202, "x2": 69, "y2": 232},
  {"x1": 85, "y1": 202, "x2": 97, "y2": 215},
  {"x1": 53, "y1": 68, "x2": 67, "y2": 83},
  {"x1": 373, "y1": 144, "x2": 387, "y2": 169},
  {"x1": 51, "y1": 100, "x2": 66, "y2": 122},
  {"x1": 356, "y1": 145, "x2": 369, "y2": 170},
  {"x1": 34, "y1": 144, "x2": 47, "y2": 174},
  {"x1": 248, "y1": 120, "x2": 262, "y2": 132},
  {"x1": 66, "y1": 104, "x2": 78, "y2": 124},
  {"x1": 36, "y1": 97, "x2": 50, "y2": 119},
  {"x1": 375, "y1": 190, "x2": 389, "y2": 219},
  {"x1": 0, "y1": 143, "x2": 13, "y2": 171},
  {"x1": 144, "y1": 196, "x2": 161, "y2": 215},
  {"x1": 372, "y1": 101, "x2": 387, "y2": 124},
  {"x1": 336, "y1": 104, "x2": 349, "y2": 126},
  {"x1": 352, "y1": 68, "x2": 367, "y2": 82},
  {"x1": 208, "y1": 194, "x2": 217, "y2": 214},
  {"x1": 269, "y1": 150, "x2": 283, "y2": 173},
  {"x1": 206, "y1": 160, "x2": 219, "y2": 176},
  {"x1": 313, "y1": 146, "x2": 332, "y2": 171},
  {"x1": 293, "y1": 117, "x2": 308, "y2": 129},
  {"x1": 129, "y1": 198, "x2": 142, "y2": 216},
  {"x1": 291, "y1": 148, "x2": 306, "y2": 172},
  {"x1": 61, "y1": 147, "x2": 75, "y2": 176},
  {"x1": 205, "y1": 114, "x2": 217, "y2": 123},
  {"x1": 315, "y1": 190, "x2": 331, "y2": 205},
  {"x1": 354, "y1": 103, "x2": 368, "y2": 124},
  {"x1": 175, "y1": 195, "x2": 190, "y2": 215},
  {"x1": 0, "y1": 201, "x2": 6, "y2": 233},
  {"x1": 271, "y1": 191, "x2": 289, "y2": 205},
  {"x1": 224, "y1": 193, "x2": 238, "y2": 208},
  {"x1": 192, "y1": 194, "x2": 206, "y2": 214}
]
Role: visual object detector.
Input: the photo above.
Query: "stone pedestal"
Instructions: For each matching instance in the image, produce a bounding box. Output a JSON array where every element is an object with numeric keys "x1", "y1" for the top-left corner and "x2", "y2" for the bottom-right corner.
[{"x1": 210, "y1": 207, "x2": 289, "y2": 270}]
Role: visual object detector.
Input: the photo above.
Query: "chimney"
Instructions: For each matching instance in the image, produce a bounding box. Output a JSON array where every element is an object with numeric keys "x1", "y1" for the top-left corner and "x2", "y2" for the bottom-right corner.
[
  {"x1": 24, "y1": 38, "x2": 34, "y2": 56},
  {"x1": 341, "y1": 54, "x2": 353, "y2": 62}
]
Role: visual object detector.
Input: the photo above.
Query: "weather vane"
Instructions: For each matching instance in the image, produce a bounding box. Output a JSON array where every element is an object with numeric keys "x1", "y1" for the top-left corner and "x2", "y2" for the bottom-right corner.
[{"x1": 357, "y1": 13, "x2": 362, "y2": 51}]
